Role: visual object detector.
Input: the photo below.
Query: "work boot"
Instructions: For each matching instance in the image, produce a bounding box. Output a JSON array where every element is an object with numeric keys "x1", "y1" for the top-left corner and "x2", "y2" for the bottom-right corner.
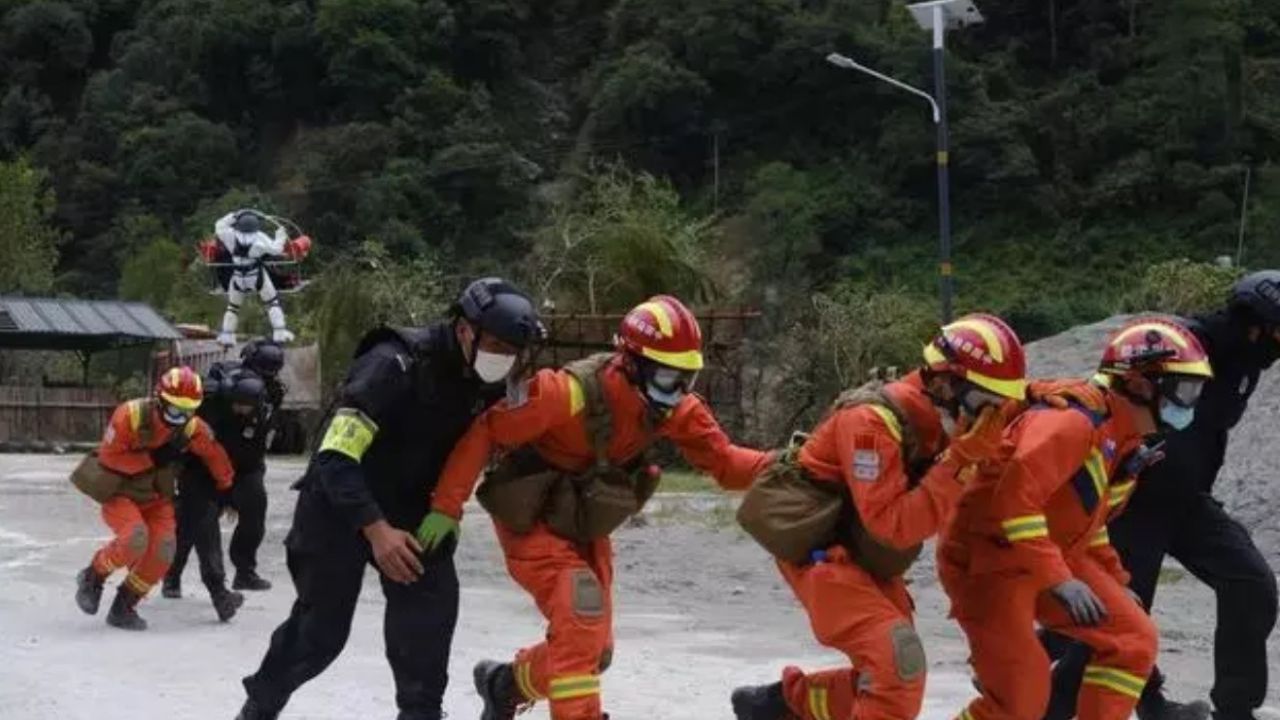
[
  {"x1": 233, "y1": 570, "x2": 272, "y2": 591},
  {"x1": 1138, "y1": 695, "x2": 1212, "y2": 720},
  {"x1": 731, "y1": 681, "x2": 788, "y2": 720},
  {"x1": 75, "y1": 566, "x2": 105, "y2": 615},
  {"x1": 105, "y1": 586, "x2": 148, "y2": 631},
  {"x1": 211, "y1": 587, "x2": 245, "y2": 622},
  {"x1": 162, "y1": 575, "x2": 182, "y2": 599},
  {"x1": 234, "y1": 698, "x2": 281, "y2": 720},
  {"x1": 475, "y1": 660, "x2": 520, "y2": 720}
]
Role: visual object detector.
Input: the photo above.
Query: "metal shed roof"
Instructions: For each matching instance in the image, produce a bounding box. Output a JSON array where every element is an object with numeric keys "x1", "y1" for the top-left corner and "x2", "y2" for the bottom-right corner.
[{"x1": 0, "y1": 296, "x2": 182, "y2": 351}]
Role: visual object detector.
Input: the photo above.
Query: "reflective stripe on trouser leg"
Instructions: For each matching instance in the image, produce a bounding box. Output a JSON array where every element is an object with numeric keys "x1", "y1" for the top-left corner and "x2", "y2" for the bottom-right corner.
[
  {"x1": 781, "y1": 667, "x2": 850, "y2": 720},
  {"x1": 1081, "y1": 665, "x2": 1146, "y2": 699},
  {"x1": 513, "y1": 647, "x2": 546, "y2": 702},
  {"x1": 548, "y1": 674, "x2": 600, "y2": 702}
]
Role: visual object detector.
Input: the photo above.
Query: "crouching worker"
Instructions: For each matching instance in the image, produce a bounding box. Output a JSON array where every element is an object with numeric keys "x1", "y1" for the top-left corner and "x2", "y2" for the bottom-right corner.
[
  {"x1": 72, "y1": 367, "x2": 234, "y2": 630},
  {"x1": 732, "y1": 314, "x2": 1028, "y2": 720},
  {"x1": 939, "y1": 318, "x2": 1213, "y2": 720},
  {"x1": 422, "y1": 295, "x2": 773, "y2": 720}
]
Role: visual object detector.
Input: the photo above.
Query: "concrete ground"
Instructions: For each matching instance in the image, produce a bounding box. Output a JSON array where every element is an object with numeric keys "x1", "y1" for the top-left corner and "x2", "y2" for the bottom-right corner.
[{"x1": 0, "y1": 454, "x2": 1274, "y2": 719}]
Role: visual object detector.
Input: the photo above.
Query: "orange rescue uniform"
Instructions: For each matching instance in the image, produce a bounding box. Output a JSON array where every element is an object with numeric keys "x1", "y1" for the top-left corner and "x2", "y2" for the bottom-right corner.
[
  {"x1": 91, "y1": 399, "x2": 234, "y2": 595},
  {"x1": 775, "y1": 372, "x2": 968, "y2": 720},
  {"x1": 432, "y1": 356, "x2": 770, "y2": 720},
  {"x1": 938, "y1": 394, "x2": 1156, "y2": 720}
]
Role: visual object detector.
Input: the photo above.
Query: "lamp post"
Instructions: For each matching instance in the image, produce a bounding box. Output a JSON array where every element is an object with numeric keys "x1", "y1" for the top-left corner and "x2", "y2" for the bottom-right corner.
[{"x1": 827, "y1": 0, "x2": 983, "y2": 323}]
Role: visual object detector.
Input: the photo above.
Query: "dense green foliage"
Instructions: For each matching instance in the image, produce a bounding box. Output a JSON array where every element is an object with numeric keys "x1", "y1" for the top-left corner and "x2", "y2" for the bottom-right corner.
[{"x1": 2, "y1": 0, "x2": 1279, "y2": 359}]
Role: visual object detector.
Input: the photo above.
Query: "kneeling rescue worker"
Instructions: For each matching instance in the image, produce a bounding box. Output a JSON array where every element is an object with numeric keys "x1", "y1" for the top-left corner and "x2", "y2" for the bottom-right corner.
[
  {"x1": 235, "y1": 278, "x2": 543, "y2": 720},
  {"x1": 419, "y1": 295, "x2": 773, "y2": 720},
  {"x1": 939, "y1": 318, "x2": 1214, "y2": 720},
  {"x1": 731, "y1": 313, "x2": 1028, "y2": 720},
  {"x1": 73, "y1": 367, "x2": 234, "y2": 630}
]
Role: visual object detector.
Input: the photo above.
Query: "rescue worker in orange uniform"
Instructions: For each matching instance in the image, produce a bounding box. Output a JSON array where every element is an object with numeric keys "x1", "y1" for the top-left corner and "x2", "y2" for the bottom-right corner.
[
  {"x1": 730, "y1": 314, "x2": 1030, "y2": 720},
  {"x1": 73, "y1": 366, "x2": 235, "y2": 630},
  {"x1": 417, "y1": 295, "x2": 772, "y2": 720},
  {"x1": 939, "y1": 318, "x2": 1214, "y2": 720}
]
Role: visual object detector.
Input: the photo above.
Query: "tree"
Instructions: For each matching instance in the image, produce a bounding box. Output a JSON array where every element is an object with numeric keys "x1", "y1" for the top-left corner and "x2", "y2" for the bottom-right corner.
[
  {"x1": 529, "y1": 161, "x2": 714, "y2": 313},
  {"x1": 0, "y1": 157, "x2": 61, "y2": 294}
]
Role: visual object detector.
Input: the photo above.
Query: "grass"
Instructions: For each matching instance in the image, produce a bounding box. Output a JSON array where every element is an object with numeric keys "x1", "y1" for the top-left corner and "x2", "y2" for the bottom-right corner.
[
  {"x1": 657, "y1": 469, "x2": 715, "y2": 493},
  {"x1": 1157, "y1": 566, "x2": 1187, "y2": 585}
]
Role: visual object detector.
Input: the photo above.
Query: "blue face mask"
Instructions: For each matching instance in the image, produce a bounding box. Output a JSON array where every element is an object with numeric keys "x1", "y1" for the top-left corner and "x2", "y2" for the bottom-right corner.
[{"x1": 1159, "y1": 399, "x2": 1195, "y2": 431}]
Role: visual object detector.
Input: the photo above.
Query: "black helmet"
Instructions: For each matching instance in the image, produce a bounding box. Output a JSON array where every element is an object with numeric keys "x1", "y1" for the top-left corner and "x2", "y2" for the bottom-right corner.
[
  {"x1": 229, "y1": 373, "x2": 266, "y2": 405},
  {"x1": 241, "y1": 339, "x2": 285, "y2": 377},
  {"x1": 455, "y1": 277, "x2": 545, "y2": 348},
  {"x1": 232, "y1": 210, "x2": 262, "y2": 234},
  {"x1": 1229, "y1": 270, "x2": 1280, "y2": 326}
]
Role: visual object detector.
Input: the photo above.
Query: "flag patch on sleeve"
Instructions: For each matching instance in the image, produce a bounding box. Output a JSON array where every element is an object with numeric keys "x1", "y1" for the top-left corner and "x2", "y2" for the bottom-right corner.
[{"x1": 852, "y1": 434, "x2": 880, "y2": 481}]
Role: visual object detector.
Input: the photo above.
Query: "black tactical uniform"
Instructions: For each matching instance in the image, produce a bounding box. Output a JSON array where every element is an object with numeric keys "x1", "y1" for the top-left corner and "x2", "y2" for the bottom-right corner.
[
  {"x1": 1047, "y1": 272, "x2": 1280, "y2": 720},
  {"x1": 164, "y1": 369, "x2": 268, "y2": 620},
  {"x1": 236, "y1": 279, "x2": 542, "y2": 720}
]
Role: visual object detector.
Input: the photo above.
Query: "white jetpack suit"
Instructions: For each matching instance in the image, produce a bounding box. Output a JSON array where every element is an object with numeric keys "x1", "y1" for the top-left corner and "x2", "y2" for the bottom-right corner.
[{"x1": 215, "y1": 210, "x2": 295, "y2": 347}]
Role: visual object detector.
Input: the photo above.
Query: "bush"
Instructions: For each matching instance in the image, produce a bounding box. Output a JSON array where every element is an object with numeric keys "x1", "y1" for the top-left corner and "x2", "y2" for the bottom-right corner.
[
  {"x1": 755, "y1": 284, "x2": 936, "y2": 444},
  {"x1": 1122, "y1": 258, "x2": 1244, "y2": 315},
  {"x1": 312, "y1": 241, "x2": 447, "y2": 397}
]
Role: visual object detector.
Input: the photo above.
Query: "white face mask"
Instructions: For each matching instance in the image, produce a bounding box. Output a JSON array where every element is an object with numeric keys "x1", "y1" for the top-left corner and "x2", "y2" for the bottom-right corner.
[{"x1": 473, "y1": 350, "x2": 517, "y2": 384}]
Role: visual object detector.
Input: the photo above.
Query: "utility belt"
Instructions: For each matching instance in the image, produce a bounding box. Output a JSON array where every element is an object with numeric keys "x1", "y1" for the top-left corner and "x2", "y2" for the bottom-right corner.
[
  {"x1": 477, "y1": 446, "x2": 660, "y2": 543},
  {"x1": 737, "y1": 438, "x2": 921, "y2": 580}
]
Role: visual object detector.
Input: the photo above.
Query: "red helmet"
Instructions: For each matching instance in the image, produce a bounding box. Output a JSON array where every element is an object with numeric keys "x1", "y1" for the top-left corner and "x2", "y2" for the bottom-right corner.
[
  {"x1": 616, "y1": 295, "x2": 704, "y2": 371},
  {"x1": 922, "y1": 313, "x2": 1028, "y2": 400},
  {"x1": 1098, "y1": 319, "x2": 1213, "y2": 379},
  {"x1": 156, "y1": 366, "x2": 204, "y2": 412}
]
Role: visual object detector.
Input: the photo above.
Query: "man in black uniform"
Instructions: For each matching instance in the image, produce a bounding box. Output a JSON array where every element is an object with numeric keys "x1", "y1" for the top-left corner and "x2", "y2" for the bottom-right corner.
[
  {"x1": 235, "y1": 278, "x2": 543, "y2": 720},
  {"x1": 163, "y1": 372, "x2": 268, "y2": 621},
  {"x1": 228, "y1": 339, "x2": 288, "y2": 590},
  {"x1": 1046, "y1": 270, "x2": 1280, "y2": 720},
  {"x1": 164, "y1": 340, "x2": 286, "y2": 599}
]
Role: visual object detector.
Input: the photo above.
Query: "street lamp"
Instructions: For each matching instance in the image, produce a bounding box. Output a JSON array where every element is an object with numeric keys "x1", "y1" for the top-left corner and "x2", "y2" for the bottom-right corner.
[{"x1": 827, "y1": 0, "x2": 983, "y2": 323}]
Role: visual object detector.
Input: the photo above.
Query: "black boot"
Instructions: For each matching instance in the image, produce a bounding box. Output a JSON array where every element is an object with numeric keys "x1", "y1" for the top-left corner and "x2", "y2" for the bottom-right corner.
[
  {"x1": 210, "y1": 587, "x2": 245, "y2": 622},
  {"x1": 105, "y1": 586, "x2": 148, "y2": 631},
  {"x1": 1137, "y1": 669, "x2": 1212, "y2": 720},
  {"x1": 233, "y1": 569, "x2": 272, "y2": 591},
  {"x1": 475, "y1": 660, "x2": 520, "y2": 720},
  {"x1": 731, "y1": 681, "x2": 788, "y2": 720},
  {"x1": 1138, "y1": 696, "x2": 1212, "y2": 720},
  {"x1": 234, "y1": 698, "x2": 280, "y2": 720},
  {"x1": 75, "y1": 566, "x2": 105, "y2": 615},
  {"x1": 162, "y1": 574, "x2": 182, "y2": 599}
]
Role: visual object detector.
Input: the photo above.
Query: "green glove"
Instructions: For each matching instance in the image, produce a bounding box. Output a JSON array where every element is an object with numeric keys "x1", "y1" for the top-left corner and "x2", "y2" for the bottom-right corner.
[{"x1": 415, "y1": 511, "x2": 460, "y2": 553}]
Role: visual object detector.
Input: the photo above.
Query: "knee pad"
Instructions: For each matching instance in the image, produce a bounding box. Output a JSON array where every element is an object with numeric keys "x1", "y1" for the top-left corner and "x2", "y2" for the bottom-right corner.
[
  {"x1": 125, "y1": 525, "x2": 149, "y2": 557},
  {"x1": 158, "y1": 534, "x2": 177, "y2": 564},
  {"x1": 889, "y1": 622, "x2": 926, "y2": 682},
  {"x1": 569, "y1": 568, "x2": 605, "y2": 619}
]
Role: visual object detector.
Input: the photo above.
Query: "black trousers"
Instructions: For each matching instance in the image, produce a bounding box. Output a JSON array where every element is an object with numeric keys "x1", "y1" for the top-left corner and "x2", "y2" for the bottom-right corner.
[
  {"x1": 1045, "y1": 493, "x2": 1277, "y2": 719},
  {"x1": 168, "y1": 475, "x2": 228, "y2": 592},
  {"x1": 242, "y1": 488, "x2": 459, "y2": 720},
  {"x1": 228, "y1": 467, "x2": 268, "y2": 574}
]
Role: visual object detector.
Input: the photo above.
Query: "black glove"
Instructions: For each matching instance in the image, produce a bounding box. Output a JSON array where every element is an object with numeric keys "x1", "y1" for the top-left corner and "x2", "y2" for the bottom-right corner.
[
  {"x1": 1121, "y1": 440, "x2": 1166, "y2": 479},
  {"x1": 150, "y1": 432, "x2": 191, "y2": 467},
  {"x1": 1051, "y1": 578, "x2": 1108, "y2": 626}
]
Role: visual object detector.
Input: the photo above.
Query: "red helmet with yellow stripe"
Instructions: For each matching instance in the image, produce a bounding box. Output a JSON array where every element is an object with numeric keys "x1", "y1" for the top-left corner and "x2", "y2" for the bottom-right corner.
[
  {"x1": 616, "y1": 295, "x2": 704, "y2": 371},
  {"x1": 1099, "y1": 318, "x2": 1212, "y2": 379},
  {"x1": 156, "y1": 366, "x2": 204, "y2": 412},
  {"x1": 922, "y1": 313, "x2": 1027, "y2": 400}
]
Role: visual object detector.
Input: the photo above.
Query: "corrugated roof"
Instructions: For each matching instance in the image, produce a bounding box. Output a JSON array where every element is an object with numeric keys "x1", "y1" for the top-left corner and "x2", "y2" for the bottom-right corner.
[{"x1": 0, "y1": 296, "x2": 182, "y2": 348}]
